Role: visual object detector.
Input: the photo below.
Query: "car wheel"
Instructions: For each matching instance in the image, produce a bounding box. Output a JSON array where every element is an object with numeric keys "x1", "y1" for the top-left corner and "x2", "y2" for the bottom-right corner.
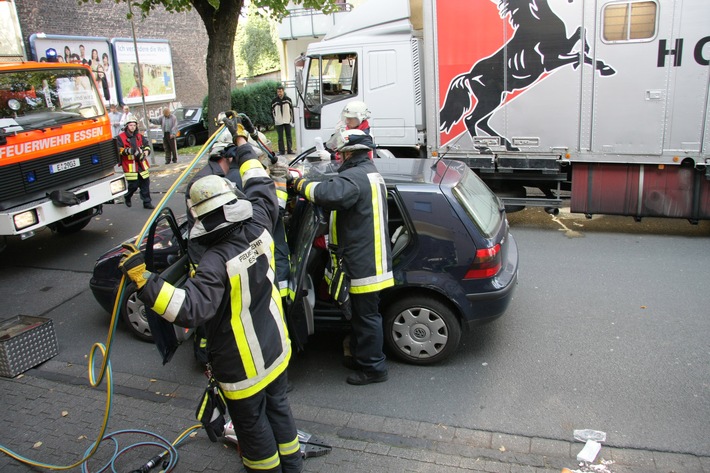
[
  {"x1": 383, "y1": 295, "x2": 461, "y2": 365},
  {"x1": 186, "y1": 133, "x2": 197, "y2": 147},
  {"x1": 121, "y1": 283, "x2": 153, "y2": 342}
]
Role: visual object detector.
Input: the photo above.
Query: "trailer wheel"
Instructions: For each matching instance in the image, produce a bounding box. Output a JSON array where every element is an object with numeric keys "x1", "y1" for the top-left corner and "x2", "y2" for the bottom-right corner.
[
  {"x1": 491, "y1": 185, "x2": 526, "y2": 213},
  {"x1": 54, "y1": 209, "x2": 93, "y2": 233}
]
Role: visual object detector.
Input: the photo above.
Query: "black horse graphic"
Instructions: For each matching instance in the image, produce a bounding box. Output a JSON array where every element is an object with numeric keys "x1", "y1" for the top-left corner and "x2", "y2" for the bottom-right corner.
[{"x1": 440, "y1": 0, "x2": 615, "y2": 151}]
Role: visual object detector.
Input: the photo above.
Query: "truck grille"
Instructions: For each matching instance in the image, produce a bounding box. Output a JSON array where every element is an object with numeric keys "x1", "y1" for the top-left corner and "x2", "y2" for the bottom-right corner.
[{"x1": 0, "y1": 140, "x2": 118, "y2": 206}]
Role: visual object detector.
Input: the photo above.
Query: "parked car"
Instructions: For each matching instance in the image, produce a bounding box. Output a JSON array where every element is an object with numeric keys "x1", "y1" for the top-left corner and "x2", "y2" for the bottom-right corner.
[
  {"x1": 89, "y1": 156, "x2": 519, "y2": 364},
  {"x1": 148, "y1": 107, "x2": 209, "y2": 149}
]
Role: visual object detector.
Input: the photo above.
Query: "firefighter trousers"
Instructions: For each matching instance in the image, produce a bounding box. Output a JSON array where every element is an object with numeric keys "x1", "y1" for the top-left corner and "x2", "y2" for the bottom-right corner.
[
  {"x1": 125, "y1": 176, "x2": 152, "y2": 206},
  {"x1": 350, "y1": 291, "x2": 387, "y2": 374},
  {"x1": 224, "y1": 371, "x2": 302, "y2": 473}
]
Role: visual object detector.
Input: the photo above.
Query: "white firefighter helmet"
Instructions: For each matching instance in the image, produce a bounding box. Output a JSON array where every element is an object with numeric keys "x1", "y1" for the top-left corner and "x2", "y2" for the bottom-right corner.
[
  {"x1": 189, "y1": 175, "x2": 238, "y2": 218},
  {"x1": 124, "y1": 114, "x2": 138, "y2": 128},
  {"x1": 334, "y1": 129, "x2": 375, "y2": 153},
  {"x1": 341, "y1": 101, "x2": 370, "y2": 124}
]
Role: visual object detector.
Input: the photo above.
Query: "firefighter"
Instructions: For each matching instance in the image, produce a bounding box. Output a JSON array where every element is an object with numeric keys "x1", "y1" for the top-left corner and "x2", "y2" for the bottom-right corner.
[
  {"x1": 317, "y1": 100, "x2": 373, "y2": 161},
  {"x1": 289, "y1": 129, "x2": 394, "y2": 385},
  {"x1": 119, "y1": 124, "x2": 302, "y2": 473},
  {"x1": 116, "y1": 114, "x2": 154, "y2": 209}
]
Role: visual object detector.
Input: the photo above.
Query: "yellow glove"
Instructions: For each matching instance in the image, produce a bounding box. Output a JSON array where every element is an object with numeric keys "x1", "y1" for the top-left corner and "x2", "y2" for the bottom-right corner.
[
  {"x1": 235, "y1": 123, "x2": 249, "y2": 140},
  {"x1": 118, "y1": 243, "x2": 151, "y2": 290}
]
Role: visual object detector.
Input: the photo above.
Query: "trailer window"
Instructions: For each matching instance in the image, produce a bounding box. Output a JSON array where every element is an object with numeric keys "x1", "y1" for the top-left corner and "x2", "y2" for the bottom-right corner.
[
  {"x1": 303, "y1": 53, "x2": 357, "y2": 130},
  {"x1": 602, "y1": 1, "x2": 657, "y2": 42}
]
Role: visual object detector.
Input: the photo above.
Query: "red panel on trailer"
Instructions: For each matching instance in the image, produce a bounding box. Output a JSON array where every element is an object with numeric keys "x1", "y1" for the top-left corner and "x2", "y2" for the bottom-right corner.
[
  {"x1": 571, "y1": 163, "x2": 710, "y2": 220},
  {"x1": 570, "y1": 164, "x2": 640, "y2": 216}
]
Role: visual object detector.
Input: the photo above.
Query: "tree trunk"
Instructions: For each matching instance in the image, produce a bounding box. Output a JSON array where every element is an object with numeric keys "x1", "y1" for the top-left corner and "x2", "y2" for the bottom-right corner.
[{"x1": 192, "y1": 0, "x2": 243, "y2": 134}]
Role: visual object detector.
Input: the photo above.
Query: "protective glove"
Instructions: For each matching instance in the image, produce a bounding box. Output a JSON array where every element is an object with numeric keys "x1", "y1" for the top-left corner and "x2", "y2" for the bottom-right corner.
[
  {"x1": 291, "y1": 177, "x2": 307, "y2": 195},
  {"x1": 118, "y1": 243, "x2": 151, "y2": 290},
  {"x1": 234, "y1": 123, "x2": 250, "y2": 140},
  {"x1": 317, "y1": 149, "x2": 331, "y2": 161},
  {"x1": 269, "y1": 161, "x2": 289, "y2": 180},
  {"x1": 238, "y1": 114, "x2": 258, "y2": 140},
  {"x1": 121, "y1": 148, "x2": 132, "y2": 157},
  {"x1": 221, "y1": 111, "x2": 239, "y2": 138}
]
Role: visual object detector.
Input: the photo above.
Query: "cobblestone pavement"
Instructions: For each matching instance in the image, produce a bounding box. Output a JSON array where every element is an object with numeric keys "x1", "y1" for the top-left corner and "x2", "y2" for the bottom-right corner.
[{"x1": 1, "y1": 360, "x2": 708, "y2": 472}]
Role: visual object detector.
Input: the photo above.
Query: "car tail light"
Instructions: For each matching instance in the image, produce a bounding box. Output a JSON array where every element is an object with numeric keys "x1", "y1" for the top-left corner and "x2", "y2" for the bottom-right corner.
[{"x1": 464, "y1": 244, "x2": 501, "y2": 279}]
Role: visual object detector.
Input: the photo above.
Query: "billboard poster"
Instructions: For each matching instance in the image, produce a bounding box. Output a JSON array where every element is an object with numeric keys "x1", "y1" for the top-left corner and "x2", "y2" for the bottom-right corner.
[
  {"x1": 112, "y1": 39, "x2": 176, "y2": 106},
  {"x1": 28, "y1": 34, "x2": 118, "y2": 106}
]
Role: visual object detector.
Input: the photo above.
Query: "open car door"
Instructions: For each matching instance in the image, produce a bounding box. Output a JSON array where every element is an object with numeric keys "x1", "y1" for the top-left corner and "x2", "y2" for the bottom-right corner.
[
  {"x1": 285, "y1": 199, "x2": 327, "y2": 351},
  {"x1": 143, "y1": 207, "x2": 193, "y2": 364}
]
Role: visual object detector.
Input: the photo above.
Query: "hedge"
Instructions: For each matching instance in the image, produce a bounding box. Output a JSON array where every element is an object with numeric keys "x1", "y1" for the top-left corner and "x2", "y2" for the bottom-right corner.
[{"x1": 202, "y1": 80, "x2": 280, "y2": 131}]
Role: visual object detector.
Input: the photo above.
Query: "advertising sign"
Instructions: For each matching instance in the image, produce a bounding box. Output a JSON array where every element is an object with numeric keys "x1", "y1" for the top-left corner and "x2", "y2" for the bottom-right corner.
[
  {"x1": 112, "y1": 39, "x2": 176, "y2": 105},
  {"x1": 28, "y1": 34, "x2": 118, "y2": 106}
]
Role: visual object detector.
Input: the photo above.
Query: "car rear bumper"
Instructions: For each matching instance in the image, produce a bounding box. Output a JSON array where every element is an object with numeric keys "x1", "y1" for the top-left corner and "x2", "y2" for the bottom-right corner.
[
  {"x1": 462, "y1": 232, "x2": 519, "y2": 330},
  {"x1": 463, "y1": 269, "x2": 518, "y2": 329}
]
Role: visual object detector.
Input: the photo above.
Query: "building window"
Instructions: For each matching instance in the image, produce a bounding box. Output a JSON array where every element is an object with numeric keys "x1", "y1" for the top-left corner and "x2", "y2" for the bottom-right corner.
[{"x1": 602, "y1": 1, "x2": 657, "y2": 42}]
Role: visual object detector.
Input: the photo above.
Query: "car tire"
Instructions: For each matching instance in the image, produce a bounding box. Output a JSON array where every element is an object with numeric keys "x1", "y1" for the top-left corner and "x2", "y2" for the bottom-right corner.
[
  {"x1": 186, "y1": 133, "x2": 196, "y2": 147},
  {"x1": 121, "y1": 283, "x2": 153, "y2": 342},
  {"x1": 383, "y1": 295, "x2": 461, "y2": 365}
]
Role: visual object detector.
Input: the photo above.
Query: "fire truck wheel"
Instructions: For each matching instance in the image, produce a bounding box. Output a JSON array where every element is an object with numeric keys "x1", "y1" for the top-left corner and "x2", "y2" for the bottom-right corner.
[{"x1": 54, "y1": 210, "x2": 93, "y2": 233}]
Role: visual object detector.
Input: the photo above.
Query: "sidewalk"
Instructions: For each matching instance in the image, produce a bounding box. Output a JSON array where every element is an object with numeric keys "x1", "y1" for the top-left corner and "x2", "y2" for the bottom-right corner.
[{"x1": 1, "y1": 360, "x2": 707, "y2": 472}]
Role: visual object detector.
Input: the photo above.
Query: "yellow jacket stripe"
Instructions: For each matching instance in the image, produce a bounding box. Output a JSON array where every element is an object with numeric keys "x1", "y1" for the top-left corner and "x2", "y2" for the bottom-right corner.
[
  {"x1": 304, "y1": 181, "x2": 319, "y2": 201},
  {"x1": 241, "y1": 159, "x2": 268, "y2": 185},
  {"x1": 369, "y1": 173, "x2": 387, "y2": 276}
]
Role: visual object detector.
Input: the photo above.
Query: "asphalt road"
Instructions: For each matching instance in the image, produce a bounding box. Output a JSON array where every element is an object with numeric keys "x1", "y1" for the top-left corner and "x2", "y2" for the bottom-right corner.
[{"x1": 1, "y1": 163, "x2": 708, "y2": 457}]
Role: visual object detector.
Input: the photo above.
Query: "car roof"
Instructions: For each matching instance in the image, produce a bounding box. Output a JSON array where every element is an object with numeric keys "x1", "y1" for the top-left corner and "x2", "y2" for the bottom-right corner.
[{"x1": 374, "y1": 158, "x2": 465, "y2": 186}]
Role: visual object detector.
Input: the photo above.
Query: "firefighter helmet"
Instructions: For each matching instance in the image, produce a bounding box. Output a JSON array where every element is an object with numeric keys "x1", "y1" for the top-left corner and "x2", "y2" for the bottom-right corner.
[
  {"x1": 341, "y1": 101, "x2": 370, "y2": 123},
  {"x1": 189, "y1": 175, "x2": 238, "y2": 218},
  {"x1": 334, "y1": 129, "x2": 375, "y2": 152},
  {"x1": 124, "y1": 114, "x2": 138, "y2": 128}
]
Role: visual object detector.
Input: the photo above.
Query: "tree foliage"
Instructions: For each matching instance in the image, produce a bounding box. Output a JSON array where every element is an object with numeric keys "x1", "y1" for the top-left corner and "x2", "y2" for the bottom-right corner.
[
  {"x1": 236, "y1": 9, "x2": 279, "y2": 78},
  {"x1": 80, "y1": 0, "x2": 340, "y2": 132}
]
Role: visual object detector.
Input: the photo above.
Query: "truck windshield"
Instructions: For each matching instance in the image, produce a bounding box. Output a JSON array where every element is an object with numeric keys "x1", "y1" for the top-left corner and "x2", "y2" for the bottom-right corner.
[
  {"x1": 303, "y1": 53, "x2": 357, "y2": 128},
  {"x1": 0, "y1": 67, "x2": 104, "y2": 131}
]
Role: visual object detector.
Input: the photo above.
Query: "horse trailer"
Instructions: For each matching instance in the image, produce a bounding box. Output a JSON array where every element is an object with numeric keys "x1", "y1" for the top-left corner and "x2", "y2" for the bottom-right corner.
[{"x1": 294, "y1": 0, "x2": 710, "y2": 221}]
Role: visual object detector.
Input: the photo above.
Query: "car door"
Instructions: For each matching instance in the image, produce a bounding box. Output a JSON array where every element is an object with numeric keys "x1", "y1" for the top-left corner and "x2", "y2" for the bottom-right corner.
[{"x1": 285, "y1": 199, "x2": 327, "y2": 351}]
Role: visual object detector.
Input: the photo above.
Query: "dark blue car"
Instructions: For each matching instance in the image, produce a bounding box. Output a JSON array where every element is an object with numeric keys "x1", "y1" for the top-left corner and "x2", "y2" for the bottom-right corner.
[{"x1": 90, "y1": 157, "x2": 518, "y2": 365}]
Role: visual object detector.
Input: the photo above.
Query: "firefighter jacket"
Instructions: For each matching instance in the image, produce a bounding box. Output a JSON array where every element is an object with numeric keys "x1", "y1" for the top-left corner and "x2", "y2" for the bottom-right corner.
[
  {"x1": 116, "y1": 131, "x2": 150, "y2": 180},
  {"x1": 138, "y1": 143, "x2": 290, "y2": 400},
  {"x1": 298, "y1": 151, "x2": 394, "y2": 294}
]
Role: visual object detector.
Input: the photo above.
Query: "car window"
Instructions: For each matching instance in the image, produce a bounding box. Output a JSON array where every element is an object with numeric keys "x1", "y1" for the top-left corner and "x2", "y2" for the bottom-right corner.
[
  {"x1": 175, "y1": 108, "x2": 198, "y2": 121},
  {"x1": 449, "y1": 165, "x2": 502, "y2": 238}
]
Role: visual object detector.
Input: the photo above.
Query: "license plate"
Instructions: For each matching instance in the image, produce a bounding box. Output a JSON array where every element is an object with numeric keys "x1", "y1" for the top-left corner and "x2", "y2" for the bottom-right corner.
[{"x1": 49, "y1": 158, "x2": 80, "y2": 174}]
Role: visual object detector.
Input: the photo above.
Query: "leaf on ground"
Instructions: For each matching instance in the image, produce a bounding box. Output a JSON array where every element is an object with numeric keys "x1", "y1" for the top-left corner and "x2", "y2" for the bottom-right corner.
[
  {"x1": 33, "y1": 441, "x2": 42, "y2": 449},
  {"x1": 499, "y1": 445, "x2": 506, "y2": 452},
  {"x1": 61, "y1": 411, "x2": 68, "y2": 417}
]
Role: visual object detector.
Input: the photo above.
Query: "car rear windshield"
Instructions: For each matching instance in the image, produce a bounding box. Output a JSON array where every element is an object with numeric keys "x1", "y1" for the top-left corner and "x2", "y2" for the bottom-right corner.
[{"x1": 450, "y1": 165, "x2": 502, "y2": 238}]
